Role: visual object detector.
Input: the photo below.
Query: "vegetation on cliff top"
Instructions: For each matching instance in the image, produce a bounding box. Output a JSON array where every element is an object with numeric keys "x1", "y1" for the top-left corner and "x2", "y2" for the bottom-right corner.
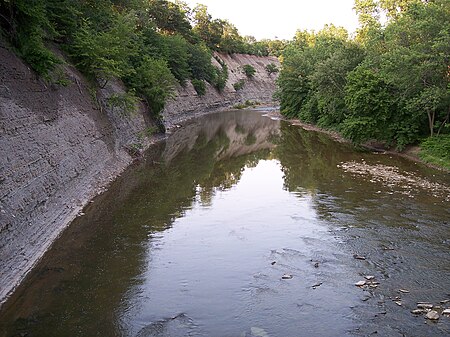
[
  {"x1": 0, "y1": 0, "x2": 285, "y2": 118},
  {"x1": 276, "y1": 0, "x2": 449, "y2": 162}
]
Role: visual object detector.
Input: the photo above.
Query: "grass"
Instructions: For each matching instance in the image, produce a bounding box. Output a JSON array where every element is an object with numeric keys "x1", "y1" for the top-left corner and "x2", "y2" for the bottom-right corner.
[{"x1": 419, "y1": 134, "x2": 450, "y2": 170}]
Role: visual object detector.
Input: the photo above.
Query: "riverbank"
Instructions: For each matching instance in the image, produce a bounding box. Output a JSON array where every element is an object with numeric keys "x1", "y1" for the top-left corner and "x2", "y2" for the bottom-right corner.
[
  {"x1": 280, "y1": 114, "x2": 450, "y2": 173},
  {"x1": 0, "y1": 41, "x2": 279, "y2": 308}
]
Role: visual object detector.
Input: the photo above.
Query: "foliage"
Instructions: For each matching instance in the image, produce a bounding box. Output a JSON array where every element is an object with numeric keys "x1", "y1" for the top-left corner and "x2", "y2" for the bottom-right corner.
[
  {"x1": 70, "y1": 15, "x2": 136, "y2": 86},
  {"x1": 211, "y1": 56, "x2": 228, "y2": 91},
  {"x1": 242, "y1": 64, "x2": 256, "y2": 78},
  {"x1": 419, "y1": 135, "x2": 450, "y2": 170},
  {"x1": 126, "y1": 56, "x2": 176, "y2": 115},
  {"x1": 265, "y1": 63, "x2": 279, "y2": 75},
  {"x1": 191, "y1": 79, "x2": 206, "y2": 96},
  {"x1": 277, "y1": 0, "x2": 450, "y2": 156},
  {"x1": 0, "y1": 0, "x2": 59, "y2": 75},
  {"x1": 233, "y1": 79, "x2": 245, "y2": 91},
  {"x1": 107, "y1": 90, "x2": 140, "y2": 115},
  {"x1": 233, "y1": 100, "x2": 258, "y2": 109},
  {"x1": 1, "y1": 0, "x2": 286, "y2": 121}
]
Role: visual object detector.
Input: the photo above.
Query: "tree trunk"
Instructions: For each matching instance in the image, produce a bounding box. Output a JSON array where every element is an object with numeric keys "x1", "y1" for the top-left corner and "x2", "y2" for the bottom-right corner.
[
  {"x1": 437, "y1": 106, "x2": 450, "y2": 136},
  {"x1": 427, "y1": 110, "x2": 435, "y2": 137}
]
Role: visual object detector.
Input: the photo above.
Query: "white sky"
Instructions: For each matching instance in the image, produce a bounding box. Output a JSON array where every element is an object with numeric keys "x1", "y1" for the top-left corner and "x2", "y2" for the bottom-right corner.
[{"x1": 183, "y1": 0, "x2": 360, "y2": 40}]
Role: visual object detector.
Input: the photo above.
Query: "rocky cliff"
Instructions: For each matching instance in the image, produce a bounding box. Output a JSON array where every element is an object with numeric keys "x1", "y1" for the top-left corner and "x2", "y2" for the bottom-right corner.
[
  {"x1": 163, "y1": 52, "x2": 279, "y2": 128},
  {"x1": 0, "y1": 43, "x2": 279, "y2": 307}
]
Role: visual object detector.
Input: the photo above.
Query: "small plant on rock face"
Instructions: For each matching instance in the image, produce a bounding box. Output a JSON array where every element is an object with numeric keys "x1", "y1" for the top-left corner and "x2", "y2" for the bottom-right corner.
[
  {"x1": 107, "y1": 90, "x2": 140, "y2": 115},
  {"x1": 233, "y1": 79, "x2": 245, "y2": 91},
  {"x1": 242, "y1": 64, "x2": 256, "y2": 78},
  {"x1": 191, "y1": 79, "x2": 206, "y2": 96},
  {"x1": 265, "y1": 63, "x2": 279, "y2": 75}
]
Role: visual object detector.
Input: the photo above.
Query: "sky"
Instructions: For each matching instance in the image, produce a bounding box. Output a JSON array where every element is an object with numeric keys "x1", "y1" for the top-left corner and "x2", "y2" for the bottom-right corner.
[{"x1": 183, "y1": 0, "x2": 360, "y2": 40}]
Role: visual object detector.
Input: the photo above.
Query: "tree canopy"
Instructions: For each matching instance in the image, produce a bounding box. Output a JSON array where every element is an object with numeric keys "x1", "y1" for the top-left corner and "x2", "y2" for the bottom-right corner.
[
  {"x1": 276, "y1": 0, "x2": 450, "y2": 150},
  {"x1": 0, "y1": 0, "x2": 283, "y2": 118}
]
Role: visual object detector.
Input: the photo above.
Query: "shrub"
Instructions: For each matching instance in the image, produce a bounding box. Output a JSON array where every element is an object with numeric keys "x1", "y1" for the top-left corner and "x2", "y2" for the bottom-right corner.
[
  {"x1": 107, "y1": 90, "x2": 140, "y2": 115},
  {"x1": 192, "y1": 79, "x2": 206, "y2": 96},
  {"x1": 233, "y1": 79, "x2": 245, "y2": 91},
  {"x1": 265, "y1": 63, "x2": 279, "y2": 75},
  {"x1": 242, "y1": 64, "x2": 256, "y2": 78}
]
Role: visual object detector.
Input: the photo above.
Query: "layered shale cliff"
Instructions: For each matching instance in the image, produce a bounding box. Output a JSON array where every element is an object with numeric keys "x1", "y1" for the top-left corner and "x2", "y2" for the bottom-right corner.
[{"x1": 0, "y1": 43, "x2": 279, "y2": 306}]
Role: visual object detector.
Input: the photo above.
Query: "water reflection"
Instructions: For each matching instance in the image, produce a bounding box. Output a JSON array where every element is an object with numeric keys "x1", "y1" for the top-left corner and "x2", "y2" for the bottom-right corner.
[{"x1": 0, "y1": 110, "x2": 449, "y2": 337}]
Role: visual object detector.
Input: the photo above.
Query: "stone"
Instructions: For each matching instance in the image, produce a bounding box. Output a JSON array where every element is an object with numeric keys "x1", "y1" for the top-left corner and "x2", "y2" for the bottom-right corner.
[
  {"x1": 364, "y1": 275, "x2": 375, "y2": 280},
  {"x1": 442, "y1": 309, "x2": 450, "y2": 315},
  {"x1": 355, "y1": 281, "x2": 366, "y2": 287},
  {"x1": 353, "y1": 254, "x2": 366, "y2": 260},
  {"x1": 281, "y1": 274, "x2": 293, "y2": 280},
  {"x1": 411, "y1": 309, "x2": 424, "y2": 315},
  {"x1": 417, "y1": 303, "x2": 433, "y2": 309},
  {"x1": 425, "y1": 311, "x2": 439, "y2": 320},
  {"x1": 399, "y1": 289, "x2": 410, "y2": 293}
]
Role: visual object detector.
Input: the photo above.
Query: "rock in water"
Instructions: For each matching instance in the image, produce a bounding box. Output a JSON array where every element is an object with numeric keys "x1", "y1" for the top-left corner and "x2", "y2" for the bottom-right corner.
[
  {"x1": 417, "y1": 303, "x2": 433, "y2": 309},
  {"x1": 425, "y1": 311, "x2": 440, "y2": 320},
  {"x1": 281, "y1": 274, "x2": 293, "y2": 280}
]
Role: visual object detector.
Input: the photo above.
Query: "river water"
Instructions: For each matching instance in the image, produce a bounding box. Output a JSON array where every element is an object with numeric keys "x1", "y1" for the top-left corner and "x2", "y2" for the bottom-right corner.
[{"x1": 1, "y1": 110, "x2": 449, "y2": 337}]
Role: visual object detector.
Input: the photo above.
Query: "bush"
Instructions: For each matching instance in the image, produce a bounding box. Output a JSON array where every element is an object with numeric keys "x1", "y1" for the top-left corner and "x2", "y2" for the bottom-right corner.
[
  {"x1": 265, "y1": 63, "x2": 279, "y2": 75},
  {"x1": 242, "y1": 64, "x2": 256, "y2": 78},
  {"x1": 127, "y1": 56, "x2": 176, "y2": 116},
  {"x1": 192, "y1": 79, "x2": 206, "y2": 96},
  {"x1": 233, "y1": 79, "x2": 245, "y2": 91},
  {"x1": 211, "y1": 62, "x2": 228, "y2": 92},
  {"x1": 107, "y1": 90, "x2": 140, "y2": 115}
]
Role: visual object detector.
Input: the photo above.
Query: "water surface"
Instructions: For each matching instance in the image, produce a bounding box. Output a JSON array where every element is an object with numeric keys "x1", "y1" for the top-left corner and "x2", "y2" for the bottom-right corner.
[{"x1": 1, "y1": 110, "x2": 449, "y2": 337}]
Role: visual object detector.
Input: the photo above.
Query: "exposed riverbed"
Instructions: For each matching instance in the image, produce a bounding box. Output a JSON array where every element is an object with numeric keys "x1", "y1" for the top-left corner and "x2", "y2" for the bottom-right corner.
[{"x1": 1, "y1": 110, "x2": 449, "y2": 336}]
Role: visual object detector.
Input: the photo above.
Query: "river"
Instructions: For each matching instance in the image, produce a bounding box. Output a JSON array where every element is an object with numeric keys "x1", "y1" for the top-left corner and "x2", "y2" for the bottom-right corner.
[{"x1": 1, "y1": 109, "x2": 449, "y2": 336}]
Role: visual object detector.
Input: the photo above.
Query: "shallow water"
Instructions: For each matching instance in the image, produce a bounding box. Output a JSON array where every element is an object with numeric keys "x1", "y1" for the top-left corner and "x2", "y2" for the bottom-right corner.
[{"x1": 1, "y1": 110, "x2": 449, "y2": 337}]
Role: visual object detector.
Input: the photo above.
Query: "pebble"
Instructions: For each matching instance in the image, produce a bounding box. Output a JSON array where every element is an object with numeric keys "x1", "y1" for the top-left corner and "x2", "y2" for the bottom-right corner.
[
  {"x1": 355, "y1": 281, "x2": 366, "y2": 286},
  {"x1": 395, "y1": 301, "x2": 402, "y2": 306},
  {"x1": 440, "y1": 299, "x2": 450, "y2": 304},
  {"x1": 281, "y1": 274, "x2": 293, "y2": 280},
  {"x1": 425, "y1": 311, "x2": 439, "y2": 320},
  {"x1": 399, "y1": 289, "x2": 410, "y2": 293},
  {"x1": 314, "y1": 262, "x2": 319, "y2": 268},
  {"x1": 364, "y1": 275, "x2": 375, "y2": 280},
  {"x1": 411, "y1": 309, "x2": 424, "y2": 315},
  {"x1": 417, "y1": 303, "x2": 433, "y2": 309},
  {"x1": 271, "y1": 261, "x2": 276, "y2": 265},
  {"x1": 442, "y1": 309, "x2": 450, "y2": 315},
  {"x1": 353, "y1": 254, "x2": 366, "y2": 260}
]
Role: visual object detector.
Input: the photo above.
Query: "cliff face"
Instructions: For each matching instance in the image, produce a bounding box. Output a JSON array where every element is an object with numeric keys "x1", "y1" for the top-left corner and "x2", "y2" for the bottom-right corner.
[
  {"x1": 0, "y1": 45, "x2": 279, "y2": 306},
  {"x1": 163, "y1": 52, "x2": 279, "y2": 128}
]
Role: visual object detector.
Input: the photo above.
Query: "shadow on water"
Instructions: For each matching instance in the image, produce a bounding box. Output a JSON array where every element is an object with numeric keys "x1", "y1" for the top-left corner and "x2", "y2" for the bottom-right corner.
[{"x1": 1, "y1": 110, "x2": 449, "y2": 337}]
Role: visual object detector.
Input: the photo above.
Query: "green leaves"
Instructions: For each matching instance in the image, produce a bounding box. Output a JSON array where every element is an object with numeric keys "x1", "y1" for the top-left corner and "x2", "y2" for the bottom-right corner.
[{"x1": 277, "y1": 0, "x2": 450, "y2": 151}]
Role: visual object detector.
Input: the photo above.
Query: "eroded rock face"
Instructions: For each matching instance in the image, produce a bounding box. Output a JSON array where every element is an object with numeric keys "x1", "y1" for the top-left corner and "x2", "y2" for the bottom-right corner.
[
  {"x1": 162, "y1": 52, "x2": 280, "y2": 128},
  {"x1": 0, "y1": 43, "x2": 153, "y2": 307},
  {"x1": 0, "y1": 43, "x2": 279, "y2": 307}
]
